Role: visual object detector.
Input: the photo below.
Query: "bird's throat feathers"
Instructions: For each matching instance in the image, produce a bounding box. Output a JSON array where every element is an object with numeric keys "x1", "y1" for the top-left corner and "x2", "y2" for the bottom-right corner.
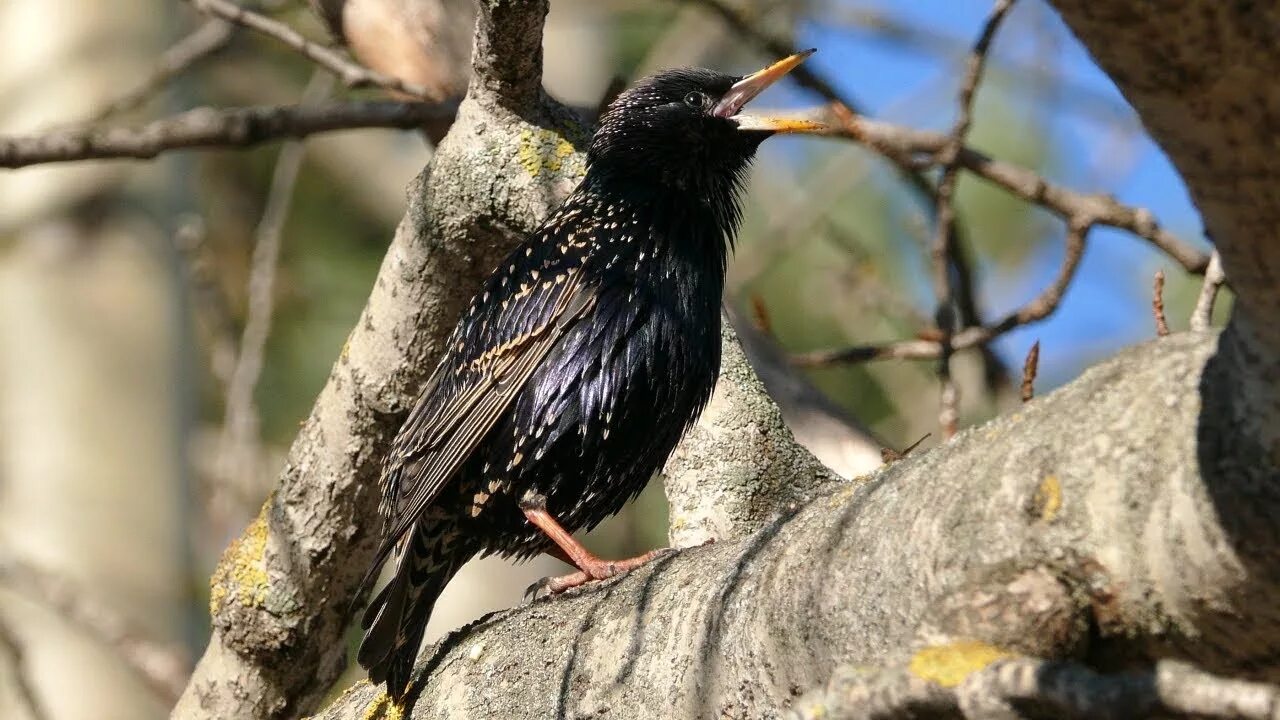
[{"x1": 578, "y1": 163, "x2": 746, "y2": 261}]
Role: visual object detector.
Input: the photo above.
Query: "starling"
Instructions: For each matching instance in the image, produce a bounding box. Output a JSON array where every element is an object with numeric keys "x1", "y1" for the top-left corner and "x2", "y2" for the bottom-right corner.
[{"x1": 356, "y1": 50, "x2": 826, "y2": 700}]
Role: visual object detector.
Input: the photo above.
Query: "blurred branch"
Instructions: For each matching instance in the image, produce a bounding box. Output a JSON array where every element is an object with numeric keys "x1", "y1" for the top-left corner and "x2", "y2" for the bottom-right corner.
[
  {"x1": 931, "y1": 0, "x2": 1016, "y2": 438},
  {"x1": 218, "y1": 72, "x2": 332, "y2": 507},
  {"x1": 796, "y1": 221, "x2": 1088, "y2": 366},
  {"x1": 683, "y1": 0, "x2": 1011, "y2": 399},
  {"x1": 1190, "y1": 251, "x2": 1226, "y2": 331},
  {"x1": 0, "y1": 618, "x2": 49, "y2": 720},
  {"x1": 0, "y1": 553, "x2": 190, "y2": 705},
  {"x1": 0, "y1": 100, "x2": 456, "y2": 168},
  {"x1": 186, "y1": 0, "x2": 435, "y2": 97},
  {"x1": 176, "y1": 218, "x2": 239, "y2": 389},
  {"x1": 82, "y1": 19, "x2": 235, "y2": 124}
]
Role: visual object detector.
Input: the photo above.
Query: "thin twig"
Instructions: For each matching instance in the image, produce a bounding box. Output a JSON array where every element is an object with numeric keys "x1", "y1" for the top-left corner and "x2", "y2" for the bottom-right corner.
[
  {"x1": 1021, "y1": 340, "x2": 1040, "y2": 402},
  {"x1": 176, "y1": 218, "x2": 239, "y2": 388},
  {"x1": 881, "y1": 433, "x2": 933, "y2": 464},
  {"x1": 930, "y1": 0, "x2": 1016, "y2": 440},
  {"x1": 0, "y1": 618, "x2": 50, "y2": 720},
  {"x1": 932, "y1": 0, "x2": 1016, "y2": 312},
  {"x1": 0, "y1": 554, "x2": 190, "y2": 705},
  {"x1": 826, "y1": 107, "x2": 1209, "y2": 273},
  {"x1": 83, "y1": 19, "x2": 235, "y2": 124},
  {"x1": 219, "y1": 72, "x2": 332, "y2": 497},
  {"x1": 685, "y1": 0, "x2": 1011, "y2": 394},
  {"x1": 0, "y1": 100, "x2": 456, "y2": 168},
  {"x1": 187, "y1": 0, "x2": 436, "y2": 98},
  {"x1": 1153, "y1": 269, "x2": 1170, "y2": 337},
  {"x1": 795, "y1": 223, "x2": 1090, "y2": 366},
  {"x1": 1190, "y1": 251, "x2": 1226, "y2": 331}
]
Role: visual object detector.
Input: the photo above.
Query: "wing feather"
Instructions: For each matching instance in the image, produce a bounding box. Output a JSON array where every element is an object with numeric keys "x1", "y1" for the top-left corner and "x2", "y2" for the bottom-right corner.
[{"x1": 362, "y1": 263, "x2": 596, "y2": 580}]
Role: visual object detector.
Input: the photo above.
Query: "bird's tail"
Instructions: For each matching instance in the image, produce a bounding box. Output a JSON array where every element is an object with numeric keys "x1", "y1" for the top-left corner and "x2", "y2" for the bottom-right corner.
[{"x1": 357, "y1": 523, "x2": 468, "y2": 701}]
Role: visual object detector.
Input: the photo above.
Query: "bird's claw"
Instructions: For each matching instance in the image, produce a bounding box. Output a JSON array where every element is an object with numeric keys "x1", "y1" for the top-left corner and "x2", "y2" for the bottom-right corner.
[
  {"x1": 524, "y1": 576, "x2": 552, "y2": 601},
  {"x1": 525, "y1": 547, "x2": 677, "y2": 600}
]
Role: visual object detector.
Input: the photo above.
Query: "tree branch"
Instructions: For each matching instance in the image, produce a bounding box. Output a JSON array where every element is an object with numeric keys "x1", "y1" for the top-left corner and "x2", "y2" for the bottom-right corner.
[
  {"x1": 0, "y1": 100, "x2": 457, "y2": 168},
  {"x1": 789, "y1": 658, "x2": 1280, "y2": 720},
  {"x1": 80, "y1": 19, "x2": 235, "y2": 124},
  {"x1": 930, "y1": 0, "x2": 1016, "y2": 438},
  {"x1": 1191, "y1": 251, "x2": 1226, "y2": 332},
  {"x1": 0, "y1": 553, "x2": 190, "y2": 705},
  {"x1": 186, "y1": 0, "x2": 436, "y2": 98},
  {"x1": 794, "y1": 221, "x2": 1088, "y2": 366},
  {"x1": 684, "y1": 0, "x2": 1012, "y2": 398},
  {"x1": 311, "y1": 332, "x2": 1262, "y2": 718},
  {"x1": 171, "y1": 1, "x2": 590, "y2": 717}
]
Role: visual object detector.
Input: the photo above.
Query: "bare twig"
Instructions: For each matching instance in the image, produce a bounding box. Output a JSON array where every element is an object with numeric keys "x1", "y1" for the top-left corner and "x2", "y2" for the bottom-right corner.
[
  {"x1": 186, "y1": 0, "x2": 436, "y2": 98},
  {"x1": 1021, "y1": 340, "x2": 1040, "y2": 402},
  {"x1": 218, "y1": 73, "x2": 332, "y2": 499},
  {"x1": 932, "y1": 0, "x2": 1016, "y2": 313},
  {"x1": 827, "y1": 107, "x2": 1209, "y2": 273},
  {"x1": 685, "y1": 0, "x2": 1010, "y2": 394},
  {"x1": 931, "y1": 0, "x2": 1016, "y2": 439},
  {"x1": 795, "y1": 223, "x2": 1089, "y2": 366},
  {"x1": 0, "y1": 100, "x2": 456, "y2": 168},
  {"x1": 1190, "y1": 251, "x2": 1226, "y2": 331},
  {"x1": 1153, "y1": 269, "x2": 1170, "y2": 337},
  {"x1": 176, "y1": 218, "x2": 239, "y2": 388},
  {"x1": 882, "y1": 433, "x2": 931, "y2": 463},
  {"x1": 0, "y1": 554, "x2": 190, "y2": 705},
  {"x1": 83, "y1": 19, "x2": 235, "y2": 124},
  {"x1": 0, "y1": 618, "x2": 50, "y2": 720}
]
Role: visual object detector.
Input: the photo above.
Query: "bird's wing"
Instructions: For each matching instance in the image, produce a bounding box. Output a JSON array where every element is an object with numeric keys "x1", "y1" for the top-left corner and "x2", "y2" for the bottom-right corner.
[{"x1": 364, "y1": 257, "x2": 596, "y2": 576}]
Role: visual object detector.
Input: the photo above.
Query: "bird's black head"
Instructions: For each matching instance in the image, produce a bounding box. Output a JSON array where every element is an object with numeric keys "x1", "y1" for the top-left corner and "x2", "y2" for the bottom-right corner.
[{"x1": 588, "y1": 50, "x2": 826, "y2": 190}]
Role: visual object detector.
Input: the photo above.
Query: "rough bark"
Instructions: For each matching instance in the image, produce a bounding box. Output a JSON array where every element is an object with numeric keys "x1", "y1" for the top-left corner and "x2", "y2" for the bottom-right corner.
[
  {"x1": 172, "y1": 2, "x2": 590, "y2": 717},
  {"x1": 185, "y1": 1, "x2": 1280, "y2": 718},
  {"x1": 312, "y1": 330, "x2": 1238, "y2": 719}
]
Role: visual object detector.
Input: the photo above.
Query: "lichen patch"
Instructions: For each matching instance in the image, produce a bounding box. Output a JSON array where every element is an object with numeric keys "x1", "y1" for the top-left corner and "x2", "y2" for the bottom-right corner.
[
  {"x1": 209, "y1": 495, "x2": 272, "y2": 616},
  {"x1": 909, "y1": 640, "x2": 1013, "y2": 687},
  {"x1": 1031, "y1": 475, "x2": 1063, "y2": 522},
  {"x1": 517, "y1": 128, "x2": 583, "y2": 178}
]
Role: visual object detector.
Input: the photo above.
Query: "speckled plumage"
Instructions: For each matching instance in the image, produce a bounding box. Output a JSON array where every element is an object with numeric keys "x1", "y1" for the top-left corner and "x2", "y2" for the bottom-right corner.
[{"x1": 356, "y1": 64, "x2": 806, "y2": 701}]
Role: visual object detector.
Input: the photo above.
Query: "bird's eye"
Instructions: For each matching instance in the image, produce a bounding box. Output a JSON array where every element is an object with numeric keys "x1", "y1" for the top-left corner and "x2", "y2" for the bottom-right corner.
[{"x1": 683, "y1": 91, "x2": 708, "y2": 109}]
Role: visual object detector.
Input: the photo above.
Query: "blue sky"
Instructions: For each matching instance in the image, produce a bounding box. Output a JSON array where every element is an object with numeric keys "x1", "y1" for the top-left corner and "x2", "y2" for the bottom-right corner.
[{"x1": 783, "y1": 0, "x2": 1208, "y2": 387}]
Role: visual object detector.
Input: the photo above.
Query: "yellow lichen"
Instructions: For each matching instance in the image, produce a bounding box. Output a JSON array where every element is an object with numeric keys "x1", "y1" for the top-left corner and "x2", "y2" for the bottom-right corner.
[
  {"x1": 517, "y1": 128, "x2": 582, "y2": 177},
  {"x1": 209, "y1": 496, "x2": 271, "y2": 615},
  {"x1": 361, "y1": 692, "x2": 403, "y2": 720},
  {"x1": 1032, "y1": 475, "x2": 1063, "y2": 522},
  {"x1": 909, "y1": 640, "x2": 1013, "y2": 687}
]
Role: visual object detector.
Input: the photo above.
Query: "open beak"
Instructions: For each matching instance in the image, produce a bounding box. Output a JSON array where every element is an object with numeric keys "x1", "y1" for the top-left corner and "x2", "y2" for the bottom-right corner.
[{"x1": 712, "y1": 49, "x2": 828, "y2": 134}]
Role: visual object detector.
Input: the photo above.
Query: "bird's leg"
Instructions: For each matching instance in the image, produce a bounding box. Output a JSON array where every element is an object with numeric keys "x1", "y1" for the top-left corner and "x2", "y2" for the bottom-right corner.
[{"x1": 520, "y1": 495, "x2": 668, "y2": 595}]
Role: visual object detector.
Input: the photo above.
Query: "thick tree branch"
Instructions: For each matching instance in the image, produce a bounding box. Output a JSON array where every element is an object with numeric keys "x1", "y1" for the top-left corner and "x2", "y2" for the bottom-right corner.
[
  {"x1": 180, "y1": 2, "x2": 1280, "y2": 719},
  {"x1": 789, "y1": 658, "x2": 1280, "y2": 720},
  {"x1": 0, "y1": 101, "x2": 457, "y2": 169},
  {"x1": 171, "y1": 1, "x2": 584, "y2": 717},
  {"x1": 312, "y1": 332, "x2": 1261, "y2": 718}
]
